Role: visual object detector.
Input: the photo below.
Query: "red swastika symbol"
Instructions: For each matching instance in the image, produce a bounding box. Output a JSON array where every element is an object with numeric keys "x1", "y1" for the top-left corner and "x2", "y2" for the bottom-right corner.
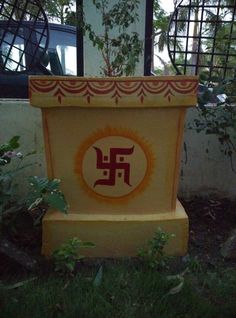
[{"x1": 93, "y1": 146, "x2": 134, "y2": 187}]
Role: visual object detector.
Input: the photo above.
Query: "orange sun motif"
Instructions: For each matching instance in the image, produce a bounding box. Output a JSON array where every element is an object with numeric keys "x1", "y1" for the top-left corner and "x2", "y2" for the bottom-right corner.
[{"x1": 74, "y1": 126, "x2": 155, "y2": 204}]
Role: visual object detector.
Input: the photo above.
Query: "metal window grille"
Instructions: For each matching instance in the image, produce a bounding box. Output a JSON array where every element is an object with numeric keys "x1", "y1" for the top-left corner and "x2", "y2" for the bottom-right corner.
[
  {"x1": 168, "y1": 0, "x2": 236, "y2": 83},
  {"x1": 0, "y1": 0, "x2": 49, "y2": 73}
]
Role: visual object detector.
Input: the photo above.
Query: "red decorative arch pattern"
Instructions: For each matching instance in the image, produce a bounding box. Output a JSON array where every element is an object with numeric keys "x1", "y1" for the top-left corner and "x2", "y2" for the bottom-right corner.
[{"x1": 29, "y1": 77, "x2": 198, "y2": 105}]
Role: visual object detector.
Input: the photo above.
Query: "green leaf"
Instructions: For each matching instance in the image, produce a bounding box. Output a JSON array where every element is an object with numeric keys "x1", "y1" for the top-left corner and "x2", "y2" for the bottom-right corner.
[
  {"x1": 66, "y1": 261, "x2": 75, "y2": 272},
  {"x1": 9, "y1": 136, "x2": 20, "y2": 149},
  {"x1": 27, "y1": 197, "x2": 43, "y2": 210},
  {"x1": 4, "y1": 277, "x2": 37, "y2": 290},
  {"x1": 80, "y1": 241, "x2": 96, "y2": 248},
  {"x1": 93, "y1": 265, "x2": 103, "y2": 287},
  {"x1": 45, "y1": 179, "x2": 61, "y2": 192},
  {"x1": 28, "y1": 176, "x2": 48, "y2": 191},
  {"x1": 45, "y1": 192, "x2": 68, "y2": 213},
  {"x1": 167, "y1": 281, "x2": 184, "y2": 295},
  {"x1": 0, "y1": 136, "x2": 20, "y2": 154},
  {"x1": 166, "y1": 274, "x2": 185, "y2": 296}
]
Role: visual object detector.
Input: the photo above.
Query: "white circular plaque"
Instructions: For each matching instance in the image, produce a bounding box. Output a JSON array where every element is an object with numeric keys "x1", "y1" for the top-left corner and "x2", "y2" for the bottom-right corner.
[{"x1": 75, "y1": 127, "x2": 154, "y2": 204}]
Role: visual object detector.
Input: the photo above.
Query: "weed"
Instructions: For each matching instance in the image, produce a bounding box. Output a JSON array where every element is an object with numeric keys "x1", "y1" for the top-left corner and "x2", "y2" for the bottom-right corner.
[
  {"x1": 0, "y1": 136, "x2": 68, "y2": 238},
  {"x1": 183, "y1": 255, "x2": 203, "y2": 273},
  {"x1": 138, "y1": 227, "x2": 174, "y2": 269},
  {"x1": 52, "y1": 237, "x2": 95, "y2": 275}
]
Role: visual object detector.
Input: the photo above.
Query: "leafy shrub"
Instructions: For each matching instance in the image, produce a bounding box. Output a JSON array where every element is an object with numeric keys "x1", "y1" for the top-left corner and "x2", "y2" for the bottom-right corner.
[
  {"x1": 138, "y1": 228, "x2": 174, "y2": 269},
  {"x1": 0, "y1": 136, "x2": 68, "y2": 238},
  {"x1": 53, "y1": 237, "x2": 95, "y2": 275}
]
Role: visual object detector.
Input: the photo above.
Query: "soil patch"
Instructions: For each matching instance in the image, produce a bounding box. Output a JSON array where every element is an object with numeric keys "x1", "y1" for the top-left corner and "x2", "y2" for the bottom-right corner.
[
  {"x1": 181, "y1": 197, "x2": 236, "y2": 265},
  {"x1": 1, "y1": 197, "x2": 236, "y2": 276}
]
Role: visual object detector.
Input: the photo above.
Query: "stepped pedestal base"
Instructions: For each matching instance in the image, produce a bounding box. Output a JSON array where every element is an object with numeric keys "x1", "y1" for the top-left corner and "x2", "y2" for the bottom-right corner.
[{"x1": 42, "y1": 200, "x2": 188, "y2": 257}]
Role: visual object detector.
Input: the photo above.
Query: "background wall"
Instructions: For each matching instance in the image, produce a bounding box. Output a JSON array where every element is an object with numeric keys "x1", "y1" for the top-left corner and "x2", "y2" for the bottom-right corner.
[
  {"x1": 0, "y1": 99, "x2": 46, "y2": 193},
  {"x1": 179, "y1": 108, "x2": 236, "y2": 199}
]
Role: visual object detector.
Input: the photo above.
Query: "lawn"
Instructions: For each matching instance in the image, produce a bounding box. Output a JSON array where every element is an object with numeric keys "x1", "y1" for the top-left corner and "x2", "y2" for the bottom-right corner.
[
  {"x1": 1, "y1": 261, "x2": 236, "y2": 318},
  {"x1": 1, "y1": 197, "x2": 236, "y2": 318}
]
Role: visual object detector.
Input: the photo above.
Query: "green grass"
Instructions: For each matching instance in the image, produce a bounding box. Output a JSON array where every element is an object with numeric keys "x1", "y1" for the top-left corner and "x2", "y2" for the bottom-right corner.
[{"x1": 1, "y1": 262, "x2": 236, "y2": 318}]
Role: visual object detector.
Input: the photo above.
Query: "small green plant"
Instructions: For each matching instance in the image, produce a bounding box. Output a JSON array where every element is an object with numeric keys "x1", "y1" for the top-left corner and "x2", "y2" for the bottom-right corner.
[
  {"x1": 0, "y1": 136, "x2": 68, "y2": 237},
  {"x1": 183, "y1": 255, "x2": 203, "y2": 273},
  {"x1": 188, "y1": 80, "x2": 236, "y2": 171},
  {"x1": 0, "y1": 136, "x2": 30, "y2": 235},
  {"x1": 27, "y1": 176, "x2": 68, "y2": 215},
  {"x1": 189, "y1": 103, "x2": 236, "y2": 172},
  {"x1": 53, "y1": 237, "x2": 95, "y2": 275},
  {"x1": 138, "y1": 228, "x2": 174, "y2": 269}
]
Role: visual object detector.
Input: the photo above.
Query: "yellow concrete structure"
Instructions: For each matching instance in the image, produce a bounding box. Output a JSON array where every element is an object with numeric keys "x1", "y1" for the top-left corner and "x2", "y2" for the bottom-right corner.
[{"x1": 29, "y1": 75, "x2": 198, "y2": 257}]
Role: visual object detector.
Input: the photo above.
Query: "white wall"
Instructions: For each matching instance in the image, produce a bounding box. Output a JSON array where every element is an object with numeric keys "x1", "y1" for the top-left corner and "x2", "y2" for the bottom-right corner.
[
  {"x1": 0, "y1": 99, "x2": 46, "y2": 194},
  {"x1": 179, "y1": 108, "x2": 236, "y2": 199}
]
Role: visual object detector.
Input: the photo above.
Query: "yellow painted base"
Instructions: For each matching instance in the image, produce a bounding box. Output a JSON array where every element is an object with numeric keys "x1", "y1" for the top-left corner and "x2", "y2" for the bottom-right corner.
[{"x1": 42, "y1": 200, "x2": 188, "y2": 257}]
